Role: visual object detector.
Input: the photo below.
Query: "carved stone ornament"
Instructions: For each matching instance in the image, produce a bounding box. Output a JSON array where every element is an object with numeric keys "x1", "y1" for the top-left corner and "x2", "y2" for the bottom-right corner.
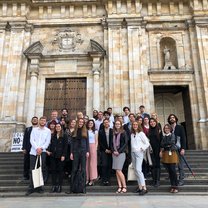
[{"x1": 52, "y1": 29, "x2": 83, "y2": 52}]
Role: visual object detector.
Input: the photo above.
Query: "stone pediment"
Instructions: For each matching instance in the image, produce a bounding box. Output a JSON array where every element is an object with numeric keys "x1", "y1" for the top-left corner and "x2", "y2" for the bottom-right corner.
[
  {"x1": 24, "y1": 41, "x2": 44, "y2": 59},
  {"x1": 90, "y1": 39, "x2": 106, "y2": 56}
]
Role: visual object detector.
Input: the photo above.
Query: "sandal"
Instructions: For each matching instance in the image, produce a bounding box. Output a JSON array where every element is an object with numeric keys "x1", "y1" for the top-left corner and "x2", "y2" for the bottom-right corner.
[
  {"x1": 116, "y1": 187, "x2": 122, "y2": 193},
  {"x1": 88, "y1": 181, "x2": 94, "y2": 186},
  {"x1": 170, "y1": 188, "x2": 174, "y2": 193},
  {"x1": 172, "y1": 189, "x2": 178, "y2": 193},
  {"x1": 121, "y1": 187, "x2": 127, "y2": 193}
]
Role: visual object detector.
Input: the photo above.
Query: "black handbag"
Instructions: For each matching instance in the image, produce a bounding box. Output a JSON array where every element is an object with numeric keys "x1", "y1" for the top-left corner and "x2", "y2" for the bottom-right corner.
[{"x1": 71, "y1": 170, "x2": 85, "y2": 193}]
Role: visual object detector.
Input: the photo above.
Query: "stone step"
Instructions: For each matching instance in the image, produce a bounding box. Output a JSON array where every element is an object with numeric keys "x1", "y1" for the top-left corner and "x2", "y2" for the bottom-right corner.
[
  {"x1": 0, "y1": 184, "x2": 208, "y2": 193},
  {"x1": 0, "y1": 150, "x2": 207, "y2": 197},
  {"x1": 1, "y1": 177, "x2": 207, "y2": 186},
  {"x1": 1, "y1": 171, "x2": 208, "y2": 180},
  {"x1": 1, "y1": 191, "x2": 208, "y2": 198}
]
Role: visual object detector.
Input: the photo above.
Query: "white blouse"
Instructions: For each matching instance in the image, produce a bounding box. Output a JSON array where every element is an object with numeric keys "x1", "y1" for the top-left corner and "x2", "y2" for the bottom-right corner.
[
  {"x1": 88, "y1": 130, "x2": 98, "y2": 144},
  {"x1": 131, "y1": 132, "x2": 150, "y2": 153}
]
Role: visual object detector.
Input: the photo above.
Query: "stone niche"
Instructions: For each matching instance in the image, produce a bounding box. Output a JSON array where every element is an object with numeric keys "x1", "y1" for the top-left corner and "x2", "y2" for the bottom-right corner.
[{"x1": 160, "y1": 37, "x2": 178, "y2": 70}]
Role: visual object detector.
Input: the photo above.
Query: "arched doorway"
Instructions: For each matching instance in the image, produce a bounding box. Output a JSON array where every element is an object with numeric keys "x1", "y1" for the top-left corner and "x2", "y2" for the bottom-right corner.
[{"x1": 154, "y1": 85, "x2": 195, "y2": 149}]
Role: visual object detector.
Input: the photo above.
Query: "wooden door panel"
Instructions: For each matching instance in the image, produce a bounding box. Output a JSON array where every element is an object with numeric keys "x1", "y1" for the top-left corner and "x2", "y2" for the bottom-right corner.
[{"x1": 44, "y1": 78, "x2": 86, "y2": 119}]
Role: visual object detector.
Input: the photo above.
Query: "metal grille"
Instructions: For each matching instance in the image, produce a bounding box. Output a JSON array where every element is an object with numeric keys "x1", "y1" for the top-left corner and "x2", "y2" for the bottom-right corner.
[{"x1": 44, "y1": 78, "x2": 86, "y2": 119}]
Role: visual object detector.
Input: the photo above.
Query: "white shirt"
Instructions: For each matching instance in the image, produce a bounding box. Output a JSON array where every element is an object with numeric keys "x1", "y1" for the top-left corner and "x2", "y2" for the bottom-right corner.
[
  {"x1": 109, "y1": 114, "x2": 114, "y2": 123},
  {"x1": 123, "y1": 115, "x2": 130, "y2": 124},
  {"x1": 30, "y1": 126, "x2": 51, "y2": 156},
  {"x1": 131, "y1": 132, "x2": 150, "y2": 153},
  {"x1": 95, "y1": 119, "x2": 103, "y2": 131},
  {"x1": 109, "y1": 120, "x2": 114, "y2": 129},
  {"x1": 88, "y1": 130, "x2": 98, "y2": 144}
]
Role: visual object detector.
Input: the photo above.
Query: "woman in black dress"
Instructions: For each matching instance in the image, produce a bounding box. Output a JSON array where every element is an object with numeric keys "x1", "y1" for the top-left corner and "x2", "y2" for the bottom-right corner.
[
  {"x1": 70, "y1": 118, "x2": 89, "y2": 193},
  {"x1": 149, "y1": 118, "x2": 162, "y2": 187}
]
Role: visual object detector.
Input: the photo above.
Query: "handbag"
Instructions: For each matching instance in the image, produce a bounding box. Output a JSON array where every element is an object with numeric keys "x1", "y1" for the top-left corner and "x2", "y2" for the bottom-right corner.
[
  {"x1": 127, "y1": 163, "x2": 137, "y2": 181},
  {"x1": 71, "y1": 170, "x2": 85, "y2": 193},
  {"x1": 32, "y1": 155, "x2": 44, "y2": 188}
]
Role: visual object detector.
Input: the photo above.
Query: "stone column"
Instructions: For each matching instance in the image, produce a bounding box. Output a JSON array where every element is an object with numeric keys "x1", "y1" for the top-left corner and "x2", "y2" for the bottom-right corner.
[
  {"x1": 187, "y1": 20, "x2": 208, "y2": 149},
  {"x1": 26, "y1": 58, "x2": 40, "y2": 126},
  {"x1": 89, "y1": 52, "x2": 103, "y2": 111},
  {"x1": 24, "y1": 41, "x2": 43, "y2": 126}
]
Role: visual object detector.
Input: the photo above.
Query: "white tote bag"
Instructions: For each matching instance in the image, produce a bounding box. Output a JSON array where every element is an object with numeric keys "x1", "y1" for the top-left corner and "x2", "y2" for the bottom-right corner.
[
  {"x1": 127, "y1": 163, "x2": 137, "y2": 181},
  {"x1": 32, "y1": 155, "x2": 44, "y2": 188}
]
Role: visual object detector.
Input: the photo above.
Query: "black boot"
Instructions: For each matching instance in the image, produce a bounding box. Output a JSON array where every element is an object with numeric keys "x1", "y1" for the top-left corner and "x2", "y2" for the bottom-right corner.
[
  {"x1": 50, "y1": 186, "x2": 56, "y2": 193},
  {"x1": 56, "y1": 185, "x2": 62, "y2": 193},
  {"x1": 151, "y1": 169, "x2": 156, "y2": 186},
  {"x1": 154, "y1": 168, "x2": 160, "y2": 187}
]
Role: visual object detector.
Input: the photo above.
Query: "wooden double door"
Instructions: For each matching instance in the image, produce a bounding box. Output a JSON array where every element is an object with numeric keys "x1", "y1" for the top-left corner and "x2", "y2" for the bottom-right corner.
[{"x1": 44, "y1": 78, "x2": 86, "y2": 119}]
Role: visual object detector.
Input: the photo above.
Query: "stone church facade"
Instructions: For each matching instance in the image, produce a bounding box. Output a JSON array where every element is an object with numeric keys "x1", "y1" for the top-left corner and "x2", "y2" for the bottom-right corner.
[{"x1": 0, "y1": 0, "x2": 207, "y2": 151}]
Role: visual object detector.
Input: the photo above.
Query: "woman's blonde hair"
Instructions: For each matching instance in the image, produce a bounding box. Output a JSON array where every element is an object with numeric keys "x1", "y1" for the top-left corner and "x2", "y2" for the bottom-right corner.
[{"x1": 131, "y1": 121, "x2": 143, "y2": 134}]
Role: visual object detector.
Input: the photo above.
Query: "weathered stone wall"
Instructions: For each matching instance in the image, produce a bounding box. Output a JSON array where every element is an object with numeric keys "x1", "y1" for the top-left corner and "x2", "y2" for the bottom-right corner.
[{"x1": 0, "y1": 0, "x2": 207, "y2": 151}]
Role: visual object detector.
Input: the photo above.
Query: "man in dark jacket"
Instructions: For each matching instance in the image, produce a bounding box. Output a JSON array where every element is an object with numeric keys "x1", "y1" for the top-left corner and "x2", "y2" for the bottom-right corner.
[
  {"x1": 168, "y1": 114, "x2": 186, "y2": 186},
  {"x1": 22, "y1": 116, "x2": 38, "y2": 180},
  {"x1": 98, "y1": 118, "x2": 113, "y2": 185}
]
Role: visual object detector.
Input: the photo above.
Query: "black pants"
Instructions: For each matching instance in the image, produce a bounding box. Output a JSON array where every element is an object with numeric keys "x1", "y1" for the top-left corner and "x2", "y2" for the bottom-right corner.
[
  {"x1": 151, "y1": 150, "x2": 161, "y2": 182},
  {"x1": 23, "y1": 152, "x2": 30, "y2": 179},
  {"x1": 50, "y1": 157, "x2": 65, "y2": 186},
  {"x1": 64, "y1": 159, "x2": 72, "y2": 176},
  {"x1": 100, "y1": 151, "x2": 112, "y2": 183},
  {"x1": 70, "y1": 151, "x2": 86, "y2": 192},
  {"x1": 166, "y1": 163, "x2": 178, "y2": 188},
  {"x1": 28, "y1": 153, "x2": 46, "y2": 191}
]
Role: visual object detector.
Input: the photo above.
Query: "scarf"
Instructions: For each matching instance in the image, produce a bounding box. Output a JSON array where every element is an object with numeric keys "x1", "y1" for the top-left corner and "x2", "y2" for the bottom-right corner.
[{"x1": 113, "y1": 132, "x2": 121, "y2": 152}]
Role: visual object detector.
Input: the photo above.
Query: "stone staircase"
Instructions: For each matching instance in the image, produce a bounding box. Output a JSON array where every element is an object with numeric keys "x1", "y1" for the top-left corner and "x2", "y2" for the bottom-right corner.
[{"x1": 0, "y1": 150, "x2": 208, "y2": 197}]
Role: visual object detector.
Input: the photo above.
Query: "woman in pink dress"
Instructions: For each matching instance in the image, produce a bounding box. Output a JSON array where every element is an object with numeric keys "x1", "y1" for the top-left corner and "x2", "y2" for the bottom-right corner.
[{"x1": 86, "y1": 119, "x2": 98, "y2": 186}]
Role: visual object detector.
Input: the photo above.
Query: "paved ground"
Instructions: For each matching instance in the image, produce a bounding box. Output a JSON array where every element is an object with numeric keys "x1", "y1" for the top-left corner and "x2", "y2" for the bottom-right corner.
[{"x1": 1, "y1": 195, "x2": 208, "y2": 208}]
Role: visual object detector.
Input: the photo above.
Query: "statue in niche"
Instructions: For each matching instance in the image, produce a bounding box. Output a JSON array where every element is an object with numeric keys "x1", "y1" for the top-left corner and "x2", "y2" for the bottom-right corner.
[
  {"x1": 163, "y1": 45, "x2": 176, "y2": 70},
  {"x1": 164, "y1": 46, "x2": 170, "y2": 63}
]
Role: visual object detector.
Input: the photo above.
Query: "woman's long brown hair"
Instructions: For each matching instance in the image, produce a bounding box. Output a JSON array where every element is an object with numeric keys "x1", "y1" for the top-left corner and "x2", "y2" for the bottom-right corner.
[{"x1": 72, "y1": 118, "x2": 88, "y2": 139}]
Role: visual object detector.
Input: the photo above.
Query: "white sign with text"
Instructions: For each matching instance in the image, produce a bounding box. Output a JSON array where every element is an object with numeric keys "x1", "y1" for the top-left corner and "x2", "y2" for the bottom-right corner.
[{"x1": 11, "y1": 132, "x2": 24, "y2": 152}]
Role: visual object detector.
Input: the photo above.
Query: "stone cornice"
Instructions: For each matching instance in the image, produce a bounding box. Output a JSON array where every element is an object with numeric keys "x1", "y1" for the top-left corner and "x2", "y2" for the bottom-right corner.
[
  {"x1": 148, "y1": 69, "x2": 194, "y2": 75},
  {"x1": 0, "y1": 21, "x2": 33, "y2": 32},
  {"x1": 193, "y1": 16, "x2": 208, "y2": 26},
  {"x1": 146, "y1": 20, "x2": 188, "y2": 31},
  {"x1": 32, "y1": 0, "x2": 98, "y2": 3}
]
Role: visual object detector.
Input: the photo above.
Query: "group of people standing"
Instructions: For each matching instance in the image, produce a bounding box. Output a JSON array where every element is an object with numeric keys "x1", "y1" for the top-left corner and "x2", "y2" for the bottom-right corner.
[{"x1": 22, "y1": 105, "x2": 186, "y2": 196}]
